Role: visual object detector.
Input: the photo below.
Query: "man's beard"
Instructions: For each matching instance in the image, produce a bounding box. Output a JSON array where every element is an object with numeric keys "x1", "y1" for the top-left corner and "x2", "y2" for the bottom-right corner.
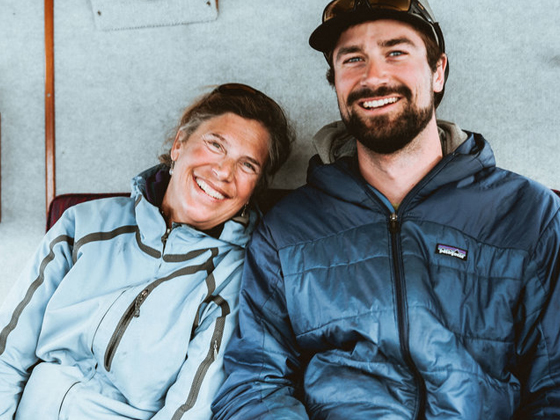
[{"x1": 341, "y1": 85, "x2": 434, "y2": 155}]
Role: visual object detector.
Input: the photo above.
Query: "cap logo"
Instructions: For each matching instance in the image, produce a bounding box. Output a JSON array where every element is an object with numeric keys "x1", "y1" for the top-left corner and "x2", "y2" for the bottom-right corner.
[{"x1": 436, "y1": 244, "x2": 468, "y2": 261}]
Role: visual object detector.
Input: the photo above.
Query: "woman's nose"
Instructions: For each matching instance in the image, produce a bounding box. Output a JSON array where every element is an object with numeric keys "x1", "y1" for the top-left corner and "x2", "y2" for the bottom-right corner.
[{"x1": 212, "y1": 158, "x2": 235, "y2": 181}]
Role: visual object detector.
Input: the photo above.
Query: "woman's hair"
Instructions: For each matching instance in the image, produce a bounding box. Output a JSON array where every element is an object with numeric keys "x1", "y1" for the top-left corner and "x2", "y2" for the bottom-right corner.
[{"x1": 160, "y1": 83, "x2": 294, "y2": 199}]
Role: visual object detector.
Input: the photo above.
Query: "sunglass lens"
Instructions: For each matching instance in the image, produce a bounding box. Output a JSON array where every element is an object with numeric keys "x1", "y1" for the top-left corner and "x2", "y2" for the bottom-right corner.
[
  {"x1": 369, "y1": 0, "x2": 411, "y2": 11},
  {"x1": 323, "y1": 0, "x2": 412, "y2": 22},
  {"x1": 323, "y1": 0, "x2": 356, "y2": 22}
]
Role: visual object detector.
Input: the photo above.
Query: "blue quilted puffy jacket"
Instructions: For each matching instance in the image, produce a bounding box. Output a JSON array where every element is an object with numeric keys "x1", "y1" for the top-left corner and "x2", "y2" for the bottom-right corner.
[{"x1": 212, "y1": 131, "x2": 560, "y2": 419}]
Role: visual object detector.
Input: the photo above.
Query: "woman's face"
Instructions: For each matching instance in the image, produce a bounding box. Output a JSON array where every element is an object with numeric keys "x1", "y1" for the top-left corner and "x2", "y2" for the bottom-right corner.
[{"x1": 163, "y1": 112, "x2": 270, "y2": 231}]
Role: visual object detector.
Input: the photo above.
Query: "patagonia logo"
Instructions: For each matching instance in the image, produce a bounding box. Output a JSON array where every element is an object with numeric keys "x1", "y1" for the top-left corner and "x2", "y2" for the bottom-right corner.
[{"x1": 436, "y1": 244, "x2": 468, "y2": 261}]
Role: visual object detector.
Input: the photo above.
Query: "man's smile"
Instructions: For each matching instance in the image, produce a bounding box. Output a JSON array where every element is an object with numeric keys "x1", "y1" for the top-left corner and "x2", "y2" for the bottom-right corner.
[{"x1": 360, "y1": 96, "x2": 400, "y2": 110}]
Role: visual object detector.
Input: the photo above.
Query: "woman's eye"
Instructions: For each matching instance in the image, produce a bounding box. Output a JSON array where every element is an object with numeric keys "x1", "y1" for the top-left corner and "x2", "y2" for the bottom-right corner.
[
  {"x1": 241, "y1": 161, "x2": 258, "y2": 174},
  {"x1": 206, "y1": 140, "x2": 223, "y2": 151}
]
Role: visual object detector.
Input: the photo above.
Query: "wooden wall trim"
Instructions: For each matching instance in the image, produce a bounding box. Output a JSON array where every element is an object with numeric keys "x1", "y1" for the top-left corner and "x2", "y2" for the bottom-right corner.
[
  {"x1": 45, "y1": 0, "x2": 56, "y2": 216},
  {"x1": 0, "y1": 113, "x2": 2, "y2": 223}
]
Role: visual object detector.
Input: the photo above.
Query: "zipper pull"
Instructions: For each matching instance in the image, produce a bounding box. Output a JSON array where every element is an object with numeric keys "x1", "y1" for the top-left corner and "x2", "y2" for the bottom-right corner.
[
  {"x1": 213, "y1": 340, "x2": 218, "y2": 360},
  {"x1": 389, "y1": 213, "x2": 400, "y2": 233},
  {"x1": 134, "y1": 289, "x2": 149, "y2": 317},
  {"x1": 161, "y1": 228, "x2": 171, "y2": 250}
]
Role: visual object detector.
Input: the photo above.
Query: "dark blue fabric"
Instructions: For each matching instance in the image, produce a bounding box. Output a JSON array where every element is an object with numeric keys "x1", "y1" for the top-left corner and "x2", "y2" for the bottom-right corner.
[{"x1": 212, "y1": 132, "x2": 560, "y2": 419}]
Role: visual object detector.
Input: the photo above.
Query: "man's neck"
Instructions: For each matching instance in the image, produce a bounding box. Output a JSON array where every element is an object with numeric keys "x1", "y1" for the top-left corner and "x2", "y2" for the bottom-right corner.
[{"x1": 357, "y1": 119, "x2": 443, "y2": 207}]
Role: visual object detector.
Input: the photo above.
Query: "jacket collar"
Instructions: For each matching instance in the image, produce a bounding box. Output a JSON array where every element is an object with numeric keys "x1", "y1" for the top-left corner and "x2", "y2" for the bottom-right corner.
[
  {"x1": 308, "y1": 121, "x2": 496, "y2": 210},
  {"x1": 129, "y1": 164, "x2": 257, "y2": 252}
]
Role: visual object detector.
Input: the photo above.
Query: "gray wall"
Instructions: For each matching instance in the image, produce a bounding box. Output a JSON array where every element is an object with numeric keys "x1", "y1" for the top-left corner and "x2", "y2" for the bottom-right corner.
[{"x1": 1, "y1": 0, "x2": 559, "y2": 303}]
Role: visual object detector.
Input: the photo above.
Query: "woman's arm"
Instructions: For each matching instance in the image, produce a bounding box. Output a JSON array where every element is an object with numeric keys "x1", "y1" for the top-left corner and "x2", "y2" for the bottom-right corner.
[
  {"x1": 0, "y1": 215, "x2": 75, "y2": 418},
  {"x1": 151, "y1": 253, "x2": 243, "y2": 420}
]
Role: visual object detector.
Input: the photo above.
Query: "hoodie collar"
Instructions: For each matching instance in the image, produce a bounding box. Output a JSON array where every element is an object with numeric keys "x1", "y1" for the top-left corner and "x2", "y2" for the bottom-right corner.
[
  {"x1": 312, "y1": 119, "x2": 469, "y2": 165},
  {"x1": 308, "y1": 121, "x2": 495, "y2": 209}
]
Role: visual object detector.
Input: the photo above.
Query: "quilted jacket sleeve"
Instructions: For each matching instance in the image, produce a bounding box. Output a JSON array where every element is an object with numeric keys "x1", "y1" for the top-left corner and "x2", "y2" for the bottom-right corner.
[
  {"x1": 515, "y1": 206, "x2": 560, "y2": 418},
  {"x1": 0, "y1": 215, "x2": 75, "y2": 419},
  {"x1": 212, "y1": 225, "x2": 309, "y2": 420}
]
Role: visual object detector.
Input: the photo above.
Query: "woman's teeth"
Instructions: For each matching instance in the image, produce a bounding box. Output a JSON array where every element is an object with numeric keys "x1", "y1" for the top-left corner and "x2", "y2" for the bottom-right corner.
[{"x1": 196, "y1": 178, "x2": 225, "y2": 200}]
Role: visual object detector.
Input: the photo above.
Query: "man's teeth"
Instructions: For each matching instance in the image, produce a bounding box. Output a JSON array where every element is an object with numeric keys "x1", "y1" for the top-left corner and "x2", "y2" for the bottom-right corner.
[
  {"x1": 196, "y1": 179, "x2": 225, "y2": 200},
  {"x1": 362, "y1": 97, "x2": 398, "y2": 109}
]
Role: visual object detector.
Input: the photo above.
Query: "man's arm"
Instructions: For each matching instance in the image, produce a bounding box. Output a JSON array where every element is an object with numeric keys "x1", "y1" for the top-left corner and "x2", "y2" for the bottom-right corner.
[
  {"x1": 212, "y1": 225, "x2": 309, "y2": 419},
  {"x1": 516, "y1": 207, "x2": 560, "y2": 417}
]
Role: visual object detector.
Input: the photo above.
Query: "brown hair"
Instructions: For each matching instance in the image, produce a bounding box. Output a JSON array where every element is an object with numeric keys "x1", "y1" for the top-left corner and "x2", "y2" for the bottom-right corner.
[{"x1": 160, "y1": 84, "x2": 294, "y2": 199}]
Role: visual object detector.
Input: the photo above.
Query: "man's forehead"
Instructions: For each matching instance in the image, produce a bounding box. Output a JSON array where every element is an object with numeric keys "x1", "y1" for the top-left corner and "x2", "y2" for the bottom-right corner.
[{"x1": 335, "y1": 19, "x2": 423, "y2": 51}]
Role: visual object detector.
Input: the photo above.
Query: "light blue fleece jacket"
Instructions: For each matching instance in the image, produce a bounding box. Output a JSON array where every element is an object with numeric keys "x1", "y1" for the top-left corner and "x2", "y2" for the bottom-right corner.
[{"x1": 0, "y1": 165, "x2": 257, "y2": 420}]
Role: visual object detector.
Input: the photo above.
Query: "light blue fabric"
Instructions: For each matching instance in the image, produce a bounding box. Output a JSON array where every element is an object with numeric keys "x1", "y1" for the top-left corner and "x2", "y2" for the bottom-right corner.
[{"x1": 0, "y1": 165, "x2": 257, "y2": 420}]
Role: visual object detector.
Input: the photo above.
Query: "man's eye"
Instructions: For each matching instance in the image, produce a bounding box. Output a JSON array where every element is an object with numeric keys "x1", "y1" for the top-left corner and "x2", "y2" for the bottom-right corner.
[
  {"x1": 344, "y1": 56, "x2": 363, "y2": 64},
  {"x1": 389, "y1": 51, "x2": 405, "y2": 57}
]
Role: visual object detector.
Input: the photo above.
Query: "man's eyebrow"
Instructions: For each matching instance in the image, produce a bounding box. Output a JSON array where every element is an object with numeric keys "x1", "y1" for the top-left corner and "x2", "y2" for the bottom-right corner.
[
  {"x1": 335, "y1": 45, "x2": 363, "y2": 63},
  {"x1": 379, "y1": 37, "x2": 416, "y2": 48}
]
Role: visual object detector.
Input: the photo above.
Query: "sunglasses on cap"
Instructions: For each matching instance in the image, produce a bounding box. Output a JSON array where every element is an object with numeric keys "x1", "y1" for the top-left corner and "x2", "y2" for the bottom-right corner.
[
  {"x1": 311, "y1": 0, "x2": 445, "y2": 54},
  {"x1": 323, "y1": 0, "x2": 437, "y2": 26}
]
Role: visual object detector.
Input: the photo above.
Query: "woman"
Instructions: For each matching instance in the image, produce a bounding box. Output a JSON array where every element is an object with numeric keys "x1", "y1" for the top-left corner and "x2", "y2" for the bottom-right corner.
[{"x1": 0, "y1": 83, "x2": 293, "y2": 420}]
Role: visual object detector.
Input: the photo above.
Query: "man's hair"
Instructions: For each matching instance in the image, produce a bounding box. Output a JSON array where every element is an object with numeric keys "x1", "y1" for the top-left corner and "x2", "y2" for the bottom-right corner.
[
  {"x1": 325, "y1": 22, "x2": 444, "y2": 102},
  {"x1": 159, "y1": 86, "x2": 294, "y2": 198}
]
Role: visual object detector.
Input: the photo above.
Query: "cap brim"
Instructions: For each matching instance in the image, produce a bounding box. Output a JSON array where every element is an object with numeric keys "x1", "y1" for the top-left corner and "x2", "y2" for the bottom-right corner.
[{"x1": 309, "y1": 8, "x2": 436, "y2": 54}]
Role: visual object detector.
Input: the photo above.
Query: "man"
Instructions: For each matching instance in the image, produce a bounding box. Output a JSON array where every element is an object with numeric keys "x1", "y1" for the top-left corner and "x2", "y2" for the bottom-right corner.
[{"x1": 212, "y1": 1, "x2": 560, "y2": 418}]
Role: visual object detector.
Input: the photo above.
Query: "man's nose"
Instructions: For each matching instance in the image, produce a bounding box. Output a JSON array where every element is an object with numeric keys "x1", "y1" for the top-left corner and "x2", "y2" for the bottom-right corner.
[{"x1": 361, "y1": 59, "x2": 388, "y2": 86}]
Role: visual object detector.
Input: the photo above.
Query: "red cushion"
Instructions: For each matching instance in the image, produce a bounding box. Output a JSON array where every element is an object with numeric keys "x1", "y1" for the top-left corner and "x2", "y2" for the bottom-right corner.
[
  {"x1": 45, "y1": 189, "x2": 293, "y2": 232},
  {"x1": 46, "y1": 193, "x2": 128, "y2": 231}
]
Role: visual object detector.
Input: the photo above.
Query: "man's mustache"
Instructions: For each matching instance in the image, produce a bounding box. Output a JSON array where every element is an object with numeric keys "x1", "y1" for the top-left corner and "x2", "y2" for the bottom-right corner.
[{"x1": 347, "y1": 85, "x2": 412, "y2": 106}]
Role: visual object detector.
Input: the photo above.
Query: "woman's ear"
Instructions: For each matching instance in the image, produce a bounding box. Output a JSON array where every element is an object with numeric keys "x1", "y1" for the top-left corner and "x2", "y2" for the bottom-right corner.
[{"x1": 170, "y1": 131, "x2": 183, "y2": 161}]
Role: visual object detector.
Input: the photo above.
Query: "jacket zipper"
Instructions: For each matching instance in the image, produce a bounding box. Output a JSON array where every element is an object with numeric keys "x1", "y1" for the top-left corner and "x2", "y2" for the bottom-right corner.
[
  {"x1": 389, "y1": 212, "x2": 426, "y2": 419},
  {"x1": 105, "y1": 229, "x2": 171, "y2": 370},
  {"x1": 171, "y1": 310, "x2": 228, "y2": 420},
  {"x1": 104, "y1": 287, "x2": 151, "y2": 370},
  {"x1": 104, "y1": 244, "x2": 218, "y2": 371},
  {"x1": 161, "y1": 227, "x2": 172, "y2": 254}
]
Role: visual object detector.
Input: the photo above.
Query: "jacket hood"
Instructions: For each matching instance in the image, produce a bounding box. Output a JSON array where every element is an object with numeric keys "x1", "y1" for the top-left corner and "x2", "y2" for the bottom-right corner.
[
  {"x1": 129, "y1": 164, "x2": 258, "y2": 248},
  {"x1": 312, "y1": 119, "x2": 468, "y2": 164},
  {"x1": 308, "y1": 120, "x2": 496, "y2": 208}
]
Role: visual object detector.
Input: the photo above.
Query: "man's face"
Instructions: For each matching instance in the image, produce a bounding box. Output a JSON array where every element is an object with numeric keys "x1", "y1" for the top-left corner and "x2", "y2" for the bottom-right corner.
[{"x1": 332, "y1": 19, "x2": 445, "y2": 154}]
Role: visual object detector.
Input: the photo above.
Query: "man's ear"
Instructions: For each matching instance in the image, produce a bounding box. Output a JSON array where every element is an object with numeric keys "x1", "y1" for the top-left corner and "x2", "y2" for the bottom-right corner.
[{"x1": 433, "y1": 54, "x2": 448, "y2": 93}]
